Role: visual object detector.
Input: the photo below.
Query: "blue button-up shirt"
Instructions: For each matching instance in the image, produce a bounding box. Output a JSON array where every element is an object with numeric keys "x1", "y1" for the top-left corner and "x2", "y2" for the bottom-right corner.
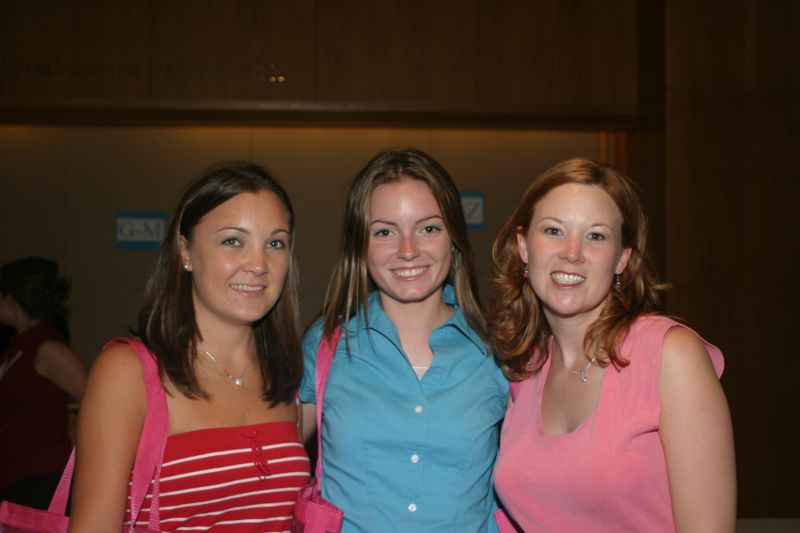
[{"x1": 300, "y1": 286, "x2": 508, "y2": 533}]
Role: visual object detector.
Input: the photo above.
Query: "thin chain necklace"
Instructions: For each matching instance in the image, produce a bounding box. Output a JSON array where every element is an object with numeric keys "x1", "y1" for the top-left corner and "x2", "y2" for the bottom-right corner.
[
  {"x1": 203, "y1": 348, "x2": 249, "y2": 387},
  {"x1": 550, "y1": 336, "x2": 597, "y2": 384},
  {"x1": 558, "y1": 355, "x2": 597, "y2": 384}
]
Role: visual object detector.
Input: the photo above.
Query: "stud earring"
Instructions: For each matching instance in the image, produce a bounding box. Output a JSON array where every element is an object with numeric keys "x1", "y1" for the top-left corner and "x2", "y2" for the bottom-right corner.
[
  {"x1": 613, "y1": 273, "x2": 621, "y2": 288},
  {"x1": 183, "y1": 264, "x2": 192, "y2": 272}
]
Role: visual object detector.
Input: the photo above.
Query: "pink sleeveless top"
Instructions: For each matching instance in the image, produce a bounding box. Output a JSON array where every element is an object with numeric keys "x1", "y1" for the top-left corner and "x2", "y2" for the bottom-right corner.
[
  {"x1": 125, "y1": 420, "x2": 310, "y2": 532},
  {"x1": 494, "y1": 315, "x2": 724, "y2": 532}
]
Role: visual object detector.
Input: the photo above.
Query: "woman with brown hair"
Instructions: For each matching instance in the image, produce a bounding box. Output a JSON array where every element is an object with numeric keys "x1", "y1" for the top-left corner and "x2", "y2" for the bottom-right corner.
[
  {"x1": 300, "y1": 149, "x2": 508, "y2": 532},
  {"x1": 490, "y1": 158, "x2": 736, "y2": 531},
  {"x1": 71, "y1": 161, "x2": 309, "y2": 532}
]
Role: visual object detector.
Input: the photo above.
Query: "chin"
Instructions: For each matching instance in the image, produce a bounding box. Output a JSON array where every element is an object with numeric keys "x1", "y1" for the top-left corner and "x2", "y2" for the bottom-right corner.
[
  {"x1": 544, "y1": 301, "x2": 606, "y2": 321},
  {"x1": 387, "y1": 287, "x2": 438, "y2": 304},
  {"x1": 237, "y1": 306, "x2": 275, "y2": 324}
]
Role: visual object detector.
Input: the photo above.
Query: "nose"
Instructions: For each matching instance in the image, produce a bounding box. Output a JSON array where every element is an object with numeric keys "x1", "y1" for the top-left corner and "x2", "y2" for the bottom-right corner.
[
  {"x1": 560, "y1": 234, "x2": 584, "y2": 263},
  {"x1": 246, "y1": 248, "x2": 268, "y2": 274},
  {"x1": 398, "y1": 233, "x2": 420, "y2": 260}
]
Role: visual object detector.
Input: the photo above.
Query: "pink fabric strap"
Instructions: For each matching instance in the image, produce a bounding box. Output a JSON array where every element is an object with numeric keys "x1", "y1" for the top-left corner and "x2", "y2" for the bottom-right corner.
[
  {"x1": 46, "y1": 449, "x2": 75, "y2": 515},
  {"x1": 46, "y1": 338, "x2": 168, "y2": 531},
  {"x1": 313, "y1": 328, "x2": 342, "y2": 488},
  {"x1": 122, "y1": 338, "x2": 169, "y2": 529}
]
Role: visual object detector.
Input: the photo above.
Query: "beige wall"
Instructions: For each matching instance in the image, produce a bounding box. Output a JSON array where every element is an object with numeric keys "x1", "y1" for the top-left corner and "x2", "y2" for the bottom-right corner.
[{"x1": 0, "y1": 125, "x2": 597, "y2": 363}]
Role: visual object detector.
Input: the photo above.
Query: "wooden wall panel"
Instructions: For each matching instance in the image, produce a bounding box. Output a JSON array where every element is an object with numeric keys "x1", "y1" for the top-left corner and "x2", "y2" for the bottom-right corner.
[
  {"x1": 476, "y1": 0, "x2": 637, "y2": 112},
  {"x1": 314, "y1": 0, "x2": 480, "y2": 106},
  {"x1": 626, "y1": 0, "x2": 666, "y2": 279},
  {"x1": 150, "y1": 0, "x2": 315, "y2": 100},
  {"x1": 1, "y1": 0, "x2": 637, "y2": 124},
  {"x1": 666, "y1": 0, "x2": 800, "y2": 517},
  {"x1": 0, "y1": 0, "x2": 151, "y2": 99}
]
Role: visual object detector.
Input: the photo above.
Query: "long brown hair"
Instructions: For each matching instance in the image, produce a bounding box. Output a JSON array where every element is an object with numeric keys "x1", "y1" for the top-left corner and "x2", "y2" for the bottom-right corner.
[
  {"x1": 137, "y1": 160, "x2": 302, "y2": 404},
  {"x1": 321, "y1": 148, "x2": 486, "y2": 344},
  {"x1": 488, "y1": 157, "x2": 665, "y2": 379}
]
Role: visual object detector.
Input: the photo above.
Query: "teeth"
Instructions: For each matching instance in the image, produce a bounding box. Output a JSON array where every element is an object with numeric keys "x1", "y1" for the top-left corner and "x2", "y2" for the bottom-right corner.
[
  {"x1": 230, "y1": 284, "x2": 264, "y2": 292},
  {"x1": 394, "y1": 267, "x2": 427, "y2": 278},
  {"x1": 551, "y1": 272, "x2": 585, "y2": 285}
]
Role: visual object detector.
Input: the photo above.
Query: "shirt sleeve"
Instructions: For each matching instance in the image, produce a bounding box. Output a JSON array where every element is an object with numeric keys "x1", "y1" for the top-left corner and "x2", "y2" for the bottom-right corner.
[{"x1": 299, "y1": 320, "x2": 324, "y2": 404}]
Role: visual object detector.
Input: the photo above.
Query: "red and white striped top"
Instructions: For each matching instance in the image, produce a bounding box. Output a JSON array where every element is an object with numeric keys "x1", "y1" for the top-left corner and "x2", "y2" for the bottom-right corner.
[{"x1": 126, "y1": 420, "x2": 310, "y2": 532}]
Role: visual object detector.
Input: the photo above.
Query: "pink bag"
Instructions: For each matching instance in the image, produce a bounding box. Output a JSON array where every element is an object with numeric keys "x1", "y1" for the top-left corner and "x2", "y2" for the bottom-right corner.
[
  {"x1": 0, "y1": 338, "x2": 168, "y2": 533},
  {"x1": 291, "y1": 330, "x2": 344, "y2": 533}
]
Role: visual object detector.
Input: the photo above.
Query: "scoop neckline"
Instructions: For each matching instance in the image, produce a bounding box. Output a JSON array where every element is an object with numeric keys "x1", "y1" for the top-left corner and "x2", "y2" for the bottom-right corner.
[{"x1": 535, "y1": 345, "x2": 606, "y2": 437}]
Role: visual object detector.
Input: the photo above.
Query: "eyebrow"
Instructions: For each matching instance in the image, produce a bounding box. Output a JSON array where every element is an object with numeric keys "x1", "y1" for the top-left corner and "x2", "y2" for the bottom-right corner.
[
  {"x1": 215, "y1": 226, "x2": 291, "y2": 235},
  {"x1": 369, "y1": 214, "x2": 444, "y2": 226},
  {"x1": 538, "y1": 216, "x2": 614, "y2": 229}
]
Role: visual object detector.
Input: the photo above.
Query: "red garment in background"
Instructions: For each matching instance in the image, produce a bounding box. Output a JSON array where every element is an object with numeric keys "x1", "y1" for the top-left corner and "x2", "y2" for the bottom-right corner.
[{"x1": 0, "y1": 320, "x2": 71, "y2": 489}]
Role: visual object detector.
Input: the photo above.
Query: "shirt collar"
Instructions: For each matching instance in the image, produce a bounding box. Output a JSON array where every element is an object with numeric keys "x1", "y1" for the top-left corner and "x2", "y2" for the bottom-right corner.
[{"x1": 353, "y1": 284, "x2": 487, "y2": 356}]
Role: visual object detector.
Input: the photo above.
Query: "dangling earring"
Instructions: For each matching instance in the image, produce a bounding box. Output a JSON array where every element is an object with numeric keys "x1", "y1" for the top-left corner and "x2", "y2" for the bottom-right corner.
[
  {"x1": 523, "y1": 263, "x2": 529, "y2": 279},
  {"x1": 613, "y1": 273, "x2": 621, "y2": 288}
]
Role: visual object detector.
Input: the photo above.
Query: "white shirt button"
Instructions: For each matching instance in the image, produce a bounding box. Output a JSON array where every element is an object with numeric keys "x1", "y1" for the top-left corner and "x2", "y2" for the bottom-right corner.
[
  {"x1": 408, "y1": 503, "x2": 417, "y2": 513},
  {"x1": 410, "y1": 453, "x2": 420, "y2": 463},
  {"x1": 414, "y1": 405, "x2": 423, "y2": 414}
]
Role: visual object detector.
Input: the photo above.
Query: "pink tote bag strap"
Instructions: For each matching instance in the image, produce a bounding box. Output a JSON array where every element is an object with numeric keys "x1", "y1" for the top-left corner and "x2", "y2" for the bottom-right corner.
[
  {"x1": 112, "y1": 338, "x2": 168, "y2": 530},
  {"x1": 313, "y1": 327, "x2": 342, "y2": 487},
  {"x1": 46, "y1": 449, "x2": 76, "y2": 515}
]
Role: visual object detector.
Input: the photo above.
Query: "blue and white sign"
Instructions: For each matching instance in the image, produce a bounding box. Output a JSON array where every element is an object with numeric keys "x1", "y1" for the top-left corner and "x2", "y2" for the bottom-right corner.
[
  {"x1": 115, "y1": 211, "x2": 167, "y2": 249},
  {"x1": 460, "y1": 191, "x2": 485, "y2": 229}
]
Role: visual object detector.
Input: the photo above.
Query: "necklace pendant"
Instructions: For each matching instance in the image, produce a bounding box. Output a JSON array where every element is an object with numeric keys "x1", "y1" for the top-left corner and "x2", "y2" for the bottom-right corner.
[
  {"x1": 579, "y1": 369, "x2": 589, "y2": 383},
  {"x1": 233, "y1": 377, "x2": 244, "y2": 387}
]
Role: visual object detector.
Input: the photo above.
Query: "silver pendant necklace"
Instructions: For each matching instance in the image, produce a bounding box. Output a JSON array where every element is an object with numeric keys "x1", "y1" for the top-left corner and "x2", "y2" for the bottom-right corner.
[
  {"x1": 203, "y1": 348, "x2": 249, "y2": 387},
  {"x1": 562, "y1": 356, "x2": 597, "y2": 384}
]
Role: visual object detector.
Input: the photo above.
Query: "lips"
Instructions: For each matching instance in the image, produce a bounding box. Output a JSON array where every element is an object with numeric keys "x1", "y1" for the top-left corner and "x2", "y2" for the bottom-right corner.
[
  {"x1": 229, "y1": 283, "x2": 265, "y2": 292},
  {"x1": 392, "y1": 266, "x2": 428, "y2": 279},
  {"x1": 551, "y1": 272, "x2": 585, "y2": 285}
]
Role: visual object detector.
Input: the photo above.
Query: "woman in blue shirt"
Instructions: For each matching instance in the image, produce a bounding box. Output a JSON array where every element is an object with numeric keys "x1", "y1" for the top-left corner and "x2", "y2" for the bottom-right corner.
[{"x1": 300, "y1": 149, "x2": 508, "y2": 533}]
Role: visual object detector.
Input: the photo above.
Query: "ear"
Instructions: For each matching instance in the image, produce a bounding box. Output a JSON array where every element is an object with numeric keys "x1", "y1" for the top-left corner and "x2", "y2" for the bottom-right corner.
[
  {"x1": 515, "y1": 225, "x2": 529, "y2": 264},
  {"x1": 179, "y1": 235, "x2": 191, "y2": 270},
  {"x1": 616, "y1": 246, "x2": 633, "y2": 275}
]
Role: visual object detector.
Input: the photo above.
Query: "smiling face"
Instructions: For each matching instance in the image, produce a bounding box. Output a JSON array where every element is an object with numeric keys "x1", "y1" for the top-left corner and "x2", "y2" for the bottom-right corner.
[
  {"x1": 517, "y1": 183, "x2": 631, "y2": 324},
  {"x1": 179, "y1": 190, "x2": 291, "y2": 329},
  {"x1": 367, "y1": 178, "x2": 452, "y2": 310}
]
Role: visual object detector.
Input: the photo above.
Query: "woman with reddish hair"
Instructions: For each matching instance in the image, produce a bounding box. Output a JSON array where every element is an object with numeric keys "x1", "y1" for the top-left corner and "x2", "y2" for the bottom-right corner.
[{"x1": 490, "y1": 158, "x2": 736, "y2": 532}]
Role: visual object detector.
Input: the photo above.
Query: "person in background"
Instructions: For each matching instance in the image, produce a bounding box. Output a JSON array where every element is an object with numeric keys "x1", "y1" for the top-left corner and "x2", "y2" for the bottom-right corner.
[
  {"x1": 70, "y1": 161, "x2": 309, "y2": 532},
  {"x1": 0, "y1": 257, "x2": 86, "y2": 509},
  {"x1": 300, "y1": 148, "x2": 508, "y2": 532},
  {"x1": 490, "y1": 157, "x2": 736, "y2": 532}
]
